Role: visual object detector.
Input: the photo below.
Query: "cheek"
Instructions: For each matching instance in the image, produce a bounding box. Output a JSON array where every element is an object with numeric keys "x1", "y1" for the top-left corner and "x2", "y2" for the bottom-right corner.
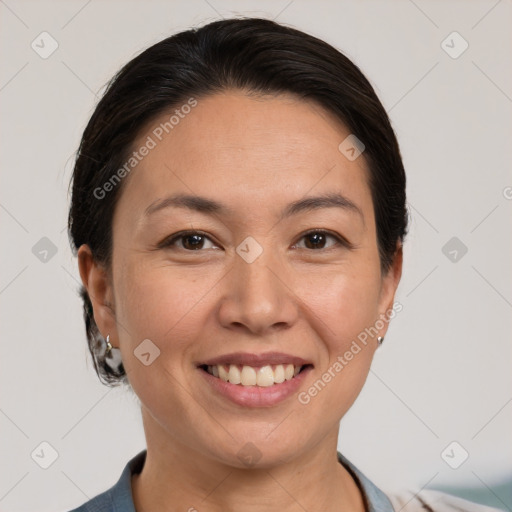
[
  {"x1": 115, "y1": 254, "x2": 382, "y2": 368},
  {"x1": 304, "y1": 262, "x2": 382, "y2": 344},
  {"x1": 114, "y1": 261, "x2": 217, "y2": 371},
  {"x1": 113, "y1": 264, "x2": 214, "y2": 425},
  {"x1": 297, "y1": 265, "x2": 381, "y2": 404}
]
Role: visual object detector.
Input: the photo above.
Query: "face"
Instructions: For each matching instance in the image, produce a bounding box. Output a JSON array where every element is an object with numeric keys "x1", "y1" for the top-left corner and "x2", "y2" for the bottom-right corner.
[{"x1": 80, "y1": 90, "x2": 402, "y2": 468}]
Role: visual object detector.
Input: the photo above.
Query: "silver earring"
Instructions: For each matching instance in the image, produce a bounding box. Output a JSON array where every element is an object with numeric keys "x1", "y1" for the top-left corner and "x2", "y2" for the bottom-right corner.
[
  {"x1": 377, "y1": 336, "x2": 384, "y2": 345},
  {"x1": 105, "y1": 334, "x2": 113, "y2": 355}
]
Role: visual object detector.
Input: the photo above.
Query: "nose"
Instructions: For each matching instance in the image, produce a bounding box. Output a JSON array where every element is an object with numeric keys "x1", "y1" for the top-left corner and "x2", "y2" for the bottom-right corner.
[{"x1": 217, "y1": 244, "x2": 299, "y2": 336}]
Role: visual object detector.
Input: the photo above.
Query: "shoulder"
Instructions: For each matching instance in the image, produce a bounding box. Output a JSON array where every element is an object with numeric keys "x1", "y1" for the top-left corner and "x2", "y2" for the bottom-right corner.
[
  {"x1": 64, "y1": 449, "x2": 145, "y2": 512},
  {"x1": 386, "y1": 489, "x2": 503, "y2": 512},
  {"x1": 65, "y1": 488, "x2": 114, "y2": 512}
]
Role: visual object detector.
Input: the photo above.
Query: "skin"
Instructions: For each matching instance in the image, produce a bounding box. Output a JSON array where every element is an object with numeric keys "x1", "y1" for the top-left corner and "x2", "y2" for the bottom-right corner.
[{"x1": 78, "y1": 90, "x2": 402, "y2": 512}]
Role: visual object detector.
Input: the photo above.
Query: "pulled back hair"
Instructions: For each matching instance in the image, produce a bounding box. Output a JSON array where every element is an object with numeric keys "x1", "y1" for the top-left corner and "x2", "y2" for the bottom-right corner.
[{"x1": 67, "y1": 17, "x2": 408, "y2": 386}]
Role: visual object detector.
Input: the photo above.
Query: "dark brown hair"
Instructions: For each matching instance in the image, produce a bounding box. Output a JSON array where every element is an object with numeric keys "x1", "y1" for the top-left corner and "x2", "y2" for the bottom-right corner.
[{"x1": 67, "y1": 17, "x2": 408, "y2": 386}]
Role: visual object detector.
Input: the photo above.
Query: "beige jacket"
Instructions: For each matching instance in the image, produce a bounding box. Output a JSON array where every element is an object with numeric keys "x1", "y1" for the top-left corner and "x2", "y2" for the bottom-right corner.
[{"x1": 387, "y1": 489, "x2": 503, "y2": 511}]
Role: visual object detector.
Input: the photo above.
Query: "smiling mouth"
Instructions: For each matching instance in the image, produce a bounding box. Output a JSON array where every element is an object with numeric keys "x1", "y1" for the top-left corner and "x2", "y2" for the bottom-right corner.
[{"x1": 198, "y1": 363, "x2": 313, "y2": 387}]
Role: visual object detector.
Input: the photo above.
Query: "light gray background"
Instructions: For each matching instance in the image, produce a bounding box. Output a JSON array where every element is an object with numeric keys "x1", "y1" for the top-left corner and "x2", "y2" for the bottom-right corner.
[{"x1": 1, "y1": 1, "x2": 511, "y2": 511}]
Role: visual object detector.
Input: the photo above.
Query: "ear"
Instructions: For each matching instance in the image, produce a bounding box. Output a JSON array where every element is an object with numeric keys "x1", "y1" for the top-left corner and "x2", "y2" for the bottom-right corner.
[
  {"x1": 77, "y1": 244, "x2": 118, "y2": 348},
  {"x1": 376, "y1": 243, "x2": 403, "y2": 338}
]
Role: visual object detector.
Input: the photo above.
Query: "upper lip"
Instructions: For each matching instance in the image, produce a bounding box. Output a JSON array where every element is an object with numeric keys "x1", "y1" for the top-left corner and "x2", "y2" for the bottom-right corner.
[{"x1": 198, "y1": 351, "x2": 312, "y2": 367}]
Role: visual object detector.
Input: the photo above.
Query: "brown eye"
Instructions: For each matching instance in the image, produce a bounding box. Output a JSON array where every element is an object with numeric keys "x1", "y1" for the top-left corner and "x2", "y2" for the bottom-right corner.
[
  {"x1": 304, "y1": 232, "x2": 329, "y2": 249},
  {"x1": 294, "y1": 230, "x2": 347, "y2": 250},
  {"x1": 160, "y1": 231, "x2": 218, "y2": 251},
  {"x1": 180, "y1": 234, "x2": 206, "y2": 250}
]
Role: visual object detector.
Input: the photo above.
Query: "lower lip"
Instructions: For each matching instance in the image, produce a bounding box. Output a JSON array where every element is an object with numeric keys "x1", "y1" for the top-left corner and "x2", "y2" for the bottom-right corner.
[{"x1": 198, "y1": 366, "x2": 313, "y2": 407}]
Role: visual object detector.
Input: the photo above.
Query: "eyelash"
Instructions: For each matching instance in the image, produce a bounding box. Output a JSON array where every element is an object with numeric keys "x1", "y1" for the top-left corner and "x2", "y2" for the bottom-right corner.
[{"x1": 158, "y1": 229, "x2": 352, "y2": 252}]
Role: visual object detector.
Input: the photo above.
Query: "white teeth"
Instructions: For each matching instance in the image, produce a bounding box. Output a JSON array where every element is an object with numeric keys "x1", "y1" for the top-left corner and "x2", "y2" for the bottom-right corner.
[
  {"x1": 228, "y1": 364, "x2": 241, "y2": 384},
  {"x1": 273, "y1": 364, "x2": 285, "y2": 383},
  {"x1": 205, "y1": 363, "x2": 305, "y2": 387},
  {"x1": 256, "y1": 366, "x2": 274, "y2": 387},
  {"x1": 218, "y1": 365, "x2": 229, "y2": 382},
  {"x1": 284, "y1": 363, "x2": 294, "y2": 381},
  {"x1": 241, "y1": 365, "x2": 257, "y2": 385}
]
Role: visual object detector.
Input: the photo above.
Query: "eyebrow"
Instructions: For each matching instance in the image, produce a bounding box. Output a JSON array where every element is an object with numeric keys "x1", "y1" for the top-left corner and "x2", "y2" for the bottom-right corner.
[{"x1": 143, "y1": 192, "x2": 363, "y2": 221}]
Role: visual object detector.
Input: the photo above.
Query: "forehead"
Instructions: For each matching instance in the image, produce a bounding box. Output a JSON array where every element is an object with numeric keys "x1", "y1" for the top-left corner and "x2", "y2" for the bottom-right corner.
[{"x1": 114, "y1": 90, "x2": 373, "y2": 225}]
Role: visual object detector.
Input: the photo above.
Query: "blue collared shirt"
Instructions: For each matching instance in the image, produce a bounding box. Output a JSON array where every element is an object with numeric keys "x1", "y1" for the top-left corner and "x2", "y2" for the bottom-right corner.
[{"x1": 68, "y1": 449, "x2": 395, "y2": 512}]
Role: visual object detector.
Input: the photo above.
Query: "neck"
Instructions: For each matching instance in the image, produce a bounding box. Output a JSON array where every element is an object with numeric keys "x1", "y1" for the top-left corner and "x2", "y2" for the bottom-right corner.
[{"x1": 132, "y1": 410, "x2": 366, "y2": 512}]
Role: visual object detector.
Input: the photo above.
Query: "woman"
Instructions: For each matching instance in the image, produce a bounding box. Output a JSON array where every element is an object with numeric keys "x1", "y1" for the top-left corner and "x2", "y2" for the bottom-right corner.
[{"x1": 67, "y1": 17, "x2": 499, "y2": 512}]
